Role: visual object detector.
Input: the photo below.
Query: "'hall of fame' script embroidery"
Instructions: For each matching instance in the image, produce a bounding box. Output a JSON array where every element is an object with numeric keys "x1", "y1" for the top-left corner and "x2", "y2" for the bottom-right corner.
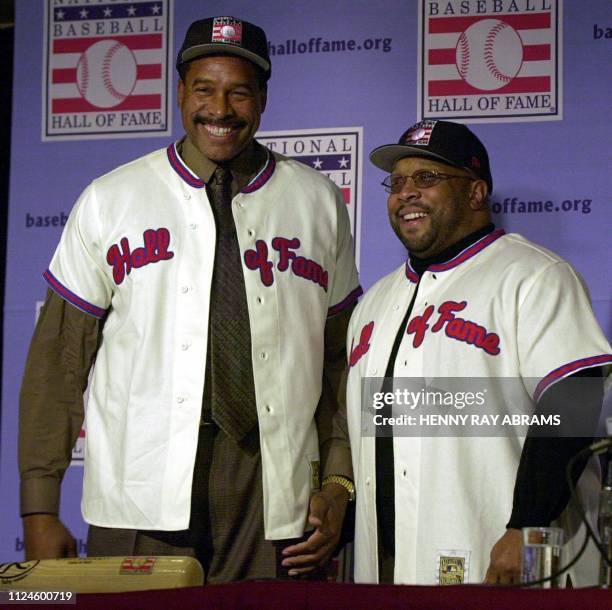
[
  {"x1": 407, "y1": 300, "x2": 501, "y2": 355},
  {"x1": 349, "y1": 321, "x2": 375, "y2": 367},
  {"x1": 244, "y1": 237, "x2": 329, "y2": 291},
  {"x1": 106, "y1": 227, "x2": 174, "y2": 285}
]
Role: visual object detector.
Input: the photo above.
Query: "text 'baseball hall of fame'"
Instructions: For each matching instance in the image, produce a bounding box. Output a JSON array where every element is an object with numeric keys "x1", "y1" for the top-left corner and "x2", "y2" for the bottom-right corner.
[
  {"x1": 43, "y1": 0, "x2": 172, "y2": 140},
  {"x1": 418, "y1": 0, "x2": 562, "y2": 123},
  {"x1": 258, "y1": 128, "x2": 363, "y2": 261}
]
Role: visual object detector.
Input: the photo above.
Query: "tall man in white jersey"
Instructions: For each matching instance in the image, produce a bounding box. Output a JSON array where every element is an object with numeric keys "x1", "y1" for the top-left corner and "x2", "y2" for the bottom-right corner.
[
  {"x1": 346, "y1": 120, "x2": 612, "y2": 585},
  {"x1": 19, "y1": 16, "x2": 360, "y2": 581}
]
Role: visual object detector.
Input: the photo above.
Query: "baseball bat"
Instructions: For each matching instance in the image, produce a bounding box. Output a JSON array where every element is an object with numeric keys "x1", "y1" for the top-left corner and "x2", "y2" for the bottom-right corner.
[{"x1": 0, "y1": 556, "x2": 204, "y2": 593}]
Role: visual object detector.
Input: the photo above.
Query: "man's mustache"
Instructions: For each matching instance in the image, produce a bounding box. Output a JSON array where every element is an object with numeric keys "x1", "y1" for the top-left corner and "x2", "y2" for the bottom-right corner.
[{"x1": 193, "y1": 115, "x2": 246, "y2": 129}]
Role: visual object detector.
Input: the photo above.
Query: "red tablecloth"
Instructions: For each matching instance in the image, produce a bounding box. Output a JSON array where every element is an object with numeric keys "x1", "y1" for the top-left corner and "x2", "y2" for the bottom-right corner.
[{"x1": 6, "y1": 580, "x2": 610, "y2": 610}]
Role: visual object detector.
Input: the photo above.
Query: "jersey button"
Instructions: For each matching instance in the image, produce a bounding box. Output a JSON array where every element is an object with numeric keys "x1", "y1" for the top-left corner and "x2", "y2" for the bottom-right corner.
[
  {"x1": 189, "y1": 223, "x2": 198, "y2": 230},
  {"x1": 260, "y1": 351, "x2": 268, "y2": 360},
  {"x1": 180, "y1": 286, "x2": 189, "y2": 294},
  {"x1": 183, "y1": 193, "x2": 191, "y2": 200},
  {"x1": 256, "y1": 296, "x2": 264, "y2": 305},
  {"x1": 248, "y1": 229, "x2": 255, "y2": 237},
  {"x1": 176, "y1": 397, "x2": 185, "y2": 404},
  {"x1": 181, "y1": 343, "x2": 190, "y2": 351}
]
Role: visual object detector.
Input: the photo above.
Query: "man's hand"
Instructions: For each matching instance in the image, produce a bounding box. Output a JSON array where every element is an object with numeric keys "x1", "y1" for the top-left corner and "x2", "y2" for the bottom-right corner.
[
  {"x1": 23, "y1": 514, "x2": 77, "y2": 560},
  {"x1": 484, "y1": 528, "x2": 523, "y2": 585},
  {"x1": 281, "y1": 483, "x2": 349, "y2": 576}
]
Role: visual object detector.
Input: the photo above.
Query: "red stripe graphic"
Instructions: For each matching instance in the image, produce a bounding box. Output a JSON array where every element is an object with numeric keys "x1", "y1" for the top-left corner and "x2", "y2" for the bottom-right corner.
[
  {"x1": 53, "y1": 34, "x2": 162, "y2": 54},
  {"x1": 429, "y1": 44, "x2": 550, "y2": 66},
  {"x1": 52, "y1": 95, "x2": 161, "y2": 113},
  {"x1": 522, "y1": 44, "x2": 551, "y2": 61},
  {"x1": 52, "y1": 68, "x2": 77, "y2": 83},
  {"x1": 429, "y1": 76, "x2": 550, "y2": 96},
  {"x1": 429, "y1": 13, "x2": 551, "y2": 33},
  {"x1": 341, "y1": 188, "x2": 351, "y2": 204},
  {"x1": 52, "y1": 64, "x2": 161, "y2": 84},
  {"x1": 137, "y1": 64, "x2": 162, "y2": 79},
  {"x1": 428, "y1": 49, "x2": 456, "y2": 65}
]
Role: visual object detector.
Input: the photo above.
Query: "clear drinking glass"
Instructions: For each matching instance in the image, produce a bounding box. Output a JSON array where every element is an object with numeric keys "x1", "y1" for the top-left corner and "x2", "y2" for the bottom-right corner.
[{"x1": 521, "y1": 526, "x2": 564, "y2": 588}]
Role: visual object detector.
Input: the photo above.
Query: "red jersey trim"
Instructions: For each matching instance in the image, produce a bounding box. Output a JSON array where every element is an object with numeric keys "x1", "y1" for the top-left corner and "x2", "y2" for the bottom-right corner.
[
  {"x1": 328, "y1": 286, "x2": 363, "y2": 318},
  {"x1": 534, "y1": 355, "x2": 612, "y2": 402},
  {"x1": 166, "y1": 143, "x2": 206, "y2": 189},
  {"x1": 241, "y1": 151, "x2": 276, "y2": 193},
  {"x1": 43, "y1": 269, "x2": 107, "y2": 319},
  {"x1": 405, "y1": 229, "x2": 506, "y2": 283}
]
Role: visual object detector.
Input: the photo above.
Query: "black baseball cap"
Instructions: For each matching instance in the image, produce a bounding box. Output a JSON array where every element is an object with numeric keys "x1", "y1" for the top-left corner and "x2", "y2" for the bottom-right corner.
[
  {"x1": 177, "y1": 16, "x2": 271, "y2": 80},
  {"x1": 370, "y1": 120, "x2": 493, "y2": 193}
]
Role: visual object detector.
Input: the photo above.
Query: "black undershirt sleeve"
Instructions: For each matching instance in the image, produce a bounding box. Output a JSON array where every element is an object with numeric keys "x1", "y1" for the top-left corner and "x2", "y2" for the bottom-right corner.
[{"x1": 507, "y1": 366, "x2": 604, "y2": 529}]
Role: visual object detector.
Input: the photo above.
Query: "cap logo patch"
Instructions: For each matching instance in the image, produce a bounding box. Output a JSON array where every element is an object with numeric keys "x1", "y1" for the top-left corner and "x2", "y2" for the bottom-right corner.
[
  {"x1": 212, "y1": 17, "x2": 243, "y2": 46},
  {"x1": 403, "y1": 120, "x2": 436, "y2": 146},
  {"x1": 471, "y1": 156, "x2": 481, "y2": 168}
]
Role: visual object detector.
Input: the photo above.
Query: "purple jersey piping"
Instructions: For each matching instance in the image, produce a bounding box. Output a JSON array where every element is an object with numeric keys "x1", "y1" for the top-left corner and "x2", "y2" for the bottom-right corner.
[
  {"x1": 167, "y1": 143, "x2": 206, "y2": 189},
  {"x1": 241, "y1": 151, "x2": 276, "y2": 193},
  {"x1": 405, "y1": 229, "x2": 505, "y2": 283},
  {"x1": 43, "y1": 269, "x2": 107, "y2": 319},
  {"x1": 328, "y1": 286, "x2": 363, "y2": 318},
  {"x1": 534, "y1": 354, "x2": 612, "y2": 402}
]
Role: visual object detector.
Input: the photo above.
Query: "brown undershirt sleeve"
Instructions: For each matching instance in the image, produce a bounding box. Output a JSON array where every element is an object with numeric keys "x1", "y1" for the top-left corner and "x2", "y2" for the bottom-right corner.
[
  {"x1": 19, "y1": 289, "x2": 102, "y2": 516},
  {"x1": 316, "y1": 304, "x2": 355, "y2": 481}
]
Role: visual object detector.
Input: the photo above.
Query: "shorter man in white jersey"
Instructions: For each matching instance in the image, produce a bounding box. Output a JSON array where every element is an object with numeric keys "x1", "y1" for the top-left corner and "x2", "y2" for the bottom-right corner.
[{"x1": 346, "y1": 120, "x2": 611, "y2": 585}]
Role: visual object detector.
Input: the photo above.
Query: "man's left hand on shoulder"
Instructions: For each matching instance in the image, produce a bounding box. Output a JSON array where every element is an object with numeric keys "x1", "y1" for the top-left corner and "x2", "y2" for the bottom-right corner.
[
  {"x1": 484, "y1": 528, "x2": 523, "y2": 585},
  {"x1": 281, "y1": 481, "x2": 351, "y2": 576}
]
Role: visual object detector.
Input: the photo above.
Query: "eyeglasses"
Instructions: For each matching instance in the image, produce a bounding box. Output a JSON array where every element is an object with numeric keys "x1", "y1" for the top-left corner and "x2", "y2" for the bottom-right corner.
[{"x1": 381, "y1": 170, "x2": 475, "y2": 193}]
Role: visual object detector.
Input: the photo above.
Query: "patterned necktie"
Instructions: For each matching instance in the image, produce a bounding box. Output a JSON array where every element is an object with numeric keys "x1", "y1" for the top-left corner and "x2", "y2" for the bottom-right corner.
[{"x1": 205, "y1": 165, "x2": 258, "y2": 441}]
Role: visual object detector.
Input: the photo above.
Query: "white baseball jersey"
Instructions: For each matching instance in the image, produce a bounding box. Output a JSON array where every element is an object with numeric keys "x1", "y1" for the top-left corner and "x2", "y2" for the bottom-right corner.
[
  {"x1": 45, "y1": 142, "x2": 361, "y2": 538},
  {"x1": 346, "y1": 230, "x2": 612, "y2": 584}
]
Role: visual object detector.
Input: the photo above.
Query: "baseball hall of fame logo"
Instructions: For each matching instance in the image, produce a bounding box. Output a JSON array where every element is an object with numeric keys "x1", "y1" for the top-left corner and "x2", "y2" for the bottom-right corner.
[
  {"x1": 257, "y1": 128, "x2": 363, "y2": 266},
  {"x1": 418, "y1": 0, "x2": 562, "y2": 123},
  {"x1": 43, "y1": 0, "x2": 172, "y2": 140},
  {"x1": 436, "y1": 552, "x2": 469, "y2": 585}
]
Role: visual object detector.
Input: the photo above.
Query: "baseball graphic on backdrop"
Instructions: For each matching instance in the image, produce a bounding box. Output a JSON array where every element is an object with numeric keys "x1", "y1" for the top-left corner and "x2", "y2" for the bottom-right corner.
[
  {"x1": 76, "y1": 40, "x2": 137, "y2": 108},
  {"x1": 456, "y1": 19, "x2": 523, "y2": 91}
]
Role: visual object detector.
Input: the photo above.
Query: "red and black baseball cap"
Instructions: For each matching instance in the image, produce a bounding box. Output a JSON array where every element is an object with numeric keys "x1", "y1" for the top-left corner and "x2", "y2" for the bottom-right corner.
[
  {"x1": 370, "y1": 120, "x2": 493, "y2": 193},
  {"x1": 177, "y1": 16, "x2": 271, "y2": 80}
]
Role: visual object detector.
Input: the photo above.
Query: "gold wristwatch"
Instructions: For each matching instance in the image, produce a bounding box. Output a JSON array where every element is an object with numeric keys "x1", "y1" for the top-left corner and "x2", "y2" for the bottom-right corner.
[{"x1": 322, "y1": 474, "x2": 355, "y2": 501}]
